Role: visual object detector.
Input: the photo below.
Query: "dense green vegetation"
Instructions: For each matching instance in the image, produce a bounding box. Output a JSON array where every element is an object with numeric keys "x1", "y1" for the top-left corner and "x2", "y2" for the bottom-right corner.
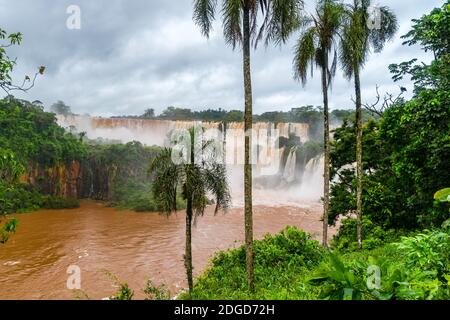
[
  {"x1": 329, "y1": 1, "x2": 450, "y2": 246},
  {"x1": 0, "y1": 98, "x2": 86, "y2": 214},
  {"x1": 181, "y1": 227, "x2": 325, "y2": 300},
  {"x1": 0, "y1": 98, "x2": 85, "y2": 168},
  {"x1": 181, "y1": 222, "x2": 449, "y2": 300}
]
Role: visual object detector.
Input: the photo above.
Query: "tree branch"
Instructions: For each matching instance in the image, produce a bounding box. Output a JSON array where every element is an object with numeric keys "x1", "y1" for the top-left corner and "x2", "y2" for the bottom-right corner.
[{"x1": 362, "y1": 85, "x2": 405, "y2": 116}]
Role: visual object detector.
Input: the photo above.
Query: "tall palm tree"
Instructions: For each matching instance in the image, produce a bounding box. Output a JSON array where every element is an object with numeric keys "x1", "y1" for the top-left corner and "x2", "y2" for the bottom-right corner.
[
  {"x1": 149, "y1": 126, "x2": 231, "y2": 295},
  {"x1": 193, "y1": 0, "x2": 303, "y2": 292},
  {"x1": 339, "y1": 0, "x2": 398, "y2": 249},
  {"x1": 293, "y1": 0, "x2": 344, "y2": 247}
]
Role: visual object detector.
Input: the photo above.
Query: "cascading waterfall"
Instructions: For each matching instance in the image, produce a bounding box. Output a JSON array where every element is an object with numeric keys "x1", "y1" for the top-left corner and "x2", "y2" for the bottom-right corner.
[
  {"x1": 283, "y1": 146, "x2": 297, "y2": 183},
  {"x1": 297, "y1": 155, "x2": 325, "y2": 200},
  {"x1": 58, "y1": 115, "x2": 327, "y2": 205}
]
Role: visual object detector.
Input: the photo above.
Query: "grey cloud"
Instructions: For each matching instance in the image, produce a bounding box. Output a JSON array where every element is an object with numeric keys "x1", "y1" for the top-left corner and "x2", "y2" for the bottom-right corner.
[{"x1": 0, "y1": 0, "x2": 443, "y2": 116}]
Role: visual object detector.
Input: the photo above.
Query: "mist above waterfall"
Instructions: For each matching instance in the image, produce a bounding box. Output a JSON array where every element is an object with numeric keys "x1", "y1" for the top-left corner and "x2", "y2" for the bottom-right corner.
[{"x1": 58, "y1": 115, "x2": 324, "y2": 207}]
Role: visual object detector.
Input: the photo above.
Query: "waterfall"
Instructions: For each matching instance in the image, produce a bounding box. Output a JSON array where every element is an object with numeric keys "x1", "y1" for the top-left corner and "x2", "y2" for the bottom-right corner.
[
  {"x1": 56, "y1": 115, "x2": 310, "y2": 147},
  {"x1": 297, "y1": 155, "x2": 324, "y2": 199},
  {"x1": 58, "y1": 115, "x2": 321, "y2": 205},
  {"x1": 283, "y1": 147, "x2": 297, "y2": 183}
]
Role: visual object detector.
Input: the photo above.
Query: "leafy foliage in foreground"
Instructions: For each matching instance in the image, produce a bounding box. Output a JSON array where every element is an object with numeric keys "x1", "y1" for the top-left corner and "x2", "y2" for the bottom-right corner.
[
  {"x1": 182, "y1": 225, "x2": 449, "y2": 300},
  {"x1": 180, "y1": 227, "x2": 325, "y2": 300},
  {"x1": 313, "y1": 224, "x2": 450, "y2": 300}
]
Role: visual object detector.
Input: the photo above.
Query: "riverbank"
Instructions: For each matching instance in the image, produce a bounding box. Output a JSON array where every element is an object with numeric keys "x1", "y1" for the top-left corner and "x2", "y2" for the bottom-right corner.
[{"x1": 0, "y1": 200, "x2": 333, "y2": 300}]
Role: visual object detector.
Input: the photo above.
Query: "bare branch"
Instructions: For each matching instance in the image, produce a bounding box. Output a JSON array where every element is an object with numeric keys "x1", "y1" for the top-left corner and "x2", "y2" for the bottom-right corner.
[
  {"x1": 0, "y1": 66, "x2": 45, "y2": 95},
  {"x1": 362, "y1": 85, "x2": 405, "y2": 116}
]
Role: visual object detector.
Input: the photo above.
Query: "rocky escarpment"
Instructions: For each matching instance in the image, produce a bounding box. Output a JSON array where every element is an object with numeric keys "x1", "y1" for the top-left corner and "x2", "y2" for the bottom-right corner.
[{"x1": 22, "y1": 161, "x2": 82, "y2": 198}]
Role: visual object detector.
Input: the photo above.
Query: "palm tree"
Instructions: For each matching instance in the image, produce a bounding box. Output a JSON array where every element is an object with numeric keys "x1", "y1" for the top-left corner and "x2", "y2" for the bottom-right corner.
[
  {"x1": 193, "y1": 0, "x2": 303, "y2": 291},
  {"x1": 339, "y1": 0, "x2": 397, "y2": 249},
  {"x1": 149, "y1": 126, "x2": 231, "y2": 295},
  {"x1": 293, "y1": 0, "x2": 344, "y2": 247}
]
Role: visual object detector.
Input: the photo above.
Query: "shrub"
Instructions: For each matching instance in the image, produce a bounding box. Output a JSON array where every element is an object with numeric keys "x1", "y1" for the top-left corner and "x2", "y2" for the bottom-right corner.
[
  {"x1": 393, "y1": 229, "x2": 450, "y2": 276},
  {"x1": 182, "y1": 227, "x2": 325, "y2": 300},
  {"x1": 310, "y1": 227, "x2": 450, "y2": 300},
  {"x1": 331, "y1": 217, "x2": 402, "y2": 251},
  {"x1": 143, "y1": 280, "x2": 171, "y2": 300},
  {"x1": 42, "y1": 196, "x2": 80, "y2": 209},
  {"x1": 0, "y1": 218, "x2": 18, "y2": 244},
  {"x1": 111, "y1": 283, "x2": 134, "y2": 300},
  {"x1": 0, "y1": 183, "x2": 44, "y2": 214}
]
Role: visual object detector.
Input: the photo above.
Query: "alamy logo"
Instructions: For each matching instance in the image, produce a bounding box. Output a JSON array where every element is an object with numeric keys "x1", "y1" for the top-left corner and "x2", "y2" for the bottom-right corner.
[
  {"x1": 66, "y1": 265, "x2": 81, "y2": 290},
  {"x1": 367, "y1": 265, "x2": 381, "y2": 290},
  {"x1": 367, "y1": 6, "x2": 382, "y2": 31},
  {"x1": 169, "y1": 126, "x2": 282, "y2": 175},
  {"x1": 66, "y1": 5, "x2": 81, "y2": 30}
]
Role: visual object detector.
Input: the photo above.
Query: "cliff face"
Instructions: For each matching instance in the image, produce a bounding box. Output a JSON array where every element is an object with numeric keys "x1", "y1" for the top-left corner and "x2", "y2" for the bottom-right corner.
[
  {"x1": 24, "y1": 161, "x2": 81, "y2": 198},
  {"x1": 21, "y1": 160, "x2": 123, "y2": 201},
  {"x1": 77, "y1": 159, "x2": 119, "y2": 201}
]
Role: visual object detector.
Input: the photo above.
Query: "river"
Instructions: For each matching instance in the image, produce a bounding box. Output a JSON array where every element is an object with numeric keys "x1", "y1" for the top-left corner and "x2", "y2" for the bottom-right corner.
[{"x1": 0, "y1": 201, "x2": 333, "y2": 300}]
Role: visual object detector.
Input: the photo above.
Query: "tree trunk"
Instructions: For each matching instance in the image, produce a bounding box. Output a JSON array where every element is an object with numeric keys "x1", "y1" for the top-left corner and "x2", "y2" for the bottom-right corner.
[
  {"x1": 321, "y1": 55, "x2": 330, "y2": 248},
  {"x1": 185, "y1": 130, "x2": 196, "y2": 295},
  {"x1": 354, "y1": 65, "x2": 363, "y2": 250},
  {"x1": 185, "y1": 198, "x2": 193, "y2": 294},
  {"x1": 242, "y1": 6, "x2": 255, "y2": 292}
]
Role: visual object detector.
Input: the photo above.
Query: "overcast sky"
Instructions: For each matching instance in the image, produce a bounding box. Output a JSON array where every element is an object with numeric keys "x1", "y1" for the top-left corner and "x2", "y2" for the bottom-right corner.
[{"x1": 0, "y1": 0, "x2": 442, "y2": 116}]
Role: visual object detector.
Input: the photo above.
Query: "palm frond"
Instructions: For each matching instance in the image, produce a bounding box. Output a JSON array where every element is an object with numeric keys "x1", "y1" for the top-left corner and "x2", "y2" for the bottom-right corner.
[
  {"x1": 293, "y1": 26, "x2": 317, "y2": 85},
  {"x1": 339, "y1": 3, "x2": 369, "y2": 79},
  {"x1": 203, "y1": 163, "x2": 231, "y2": 214},
  {"x1": 148, "y1": 148, "x2": 180, "y2": 214},
  {"x1": 293, "y1": 0, "x2": 344, "y2": 86},
  {"x1": 193, "y1": 0, "x2": 218, "y2": 38},
  {"x1": 369, "y1": 6, "x2": 398, "y2": 52},
  {"x1": 184, "y1": 165, "x2": 208, "y2": 217},
  {"x1": 222, "y1": 0, "x2": 243, "y2": 48},
  {"x1": 170, "y1": 125, "x2": 232, "y2": 219},
  {"x1": 339, "y1": 1, "x2": 398, "y2": 78},
  {"x1": 328, "y1": 48, "x2": 338, "y2": 89},
  {"x1": 256, "y1": 0, "x2": 304, "y2": 47}
]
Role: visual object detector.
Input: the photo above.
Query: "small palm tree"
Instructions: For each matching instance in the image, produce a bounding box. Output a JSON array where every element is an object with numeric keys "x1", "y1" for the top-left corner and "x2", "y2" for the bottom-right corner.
[
  {"x1": 293, "y1": 0, "x2": 344, "y2": 247},
  {"x1": 193, "y1": 0, "x2": 303, "y2": 291},
  {"x1": 339, "y1": 0, "x2": 398, "y2": 249},
  {"x1": 149, "y1": 126, "x2": 231, "y2": 295}
]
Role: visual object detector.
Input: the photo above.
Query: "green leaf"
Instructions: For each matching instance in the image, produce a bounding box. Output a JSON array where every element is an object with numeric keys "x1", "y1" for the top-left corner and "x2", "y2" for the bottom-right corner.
[{"x1": 434, "y1": 188, "x2": 450, "y2": 202}]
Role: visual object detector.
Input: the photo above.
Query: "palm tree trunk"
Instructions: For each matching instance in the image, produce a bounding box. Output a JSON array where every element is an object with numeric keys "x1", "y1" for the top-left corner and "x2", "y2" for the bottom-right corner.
[
  {"x1": 354, "y1": 65, "x2": 363, "y2": 250},
  {"x1": 185, "y1": 198, "x2": 194, "y2": 294},
  {"x1": 321, "y1": 55, "x2": 330, "y2": 248},
  {"x1": 242, "y1": 6, "x2": 255, "y2": 292}
]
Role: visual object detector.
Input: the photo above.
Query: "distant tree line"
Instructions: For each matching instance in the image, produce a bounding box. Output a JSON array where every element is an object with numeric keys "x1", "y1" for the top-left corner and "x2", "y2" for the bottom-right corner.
[
  {"x1": 44, "y1": 100, "x2": 373, "y2": 142},
  {"x1": 111, "y1": 106, "x2": 375, "y2": 141},
  {"x1": 111, "y1": 105, "x2": 370, "y2": 123}
]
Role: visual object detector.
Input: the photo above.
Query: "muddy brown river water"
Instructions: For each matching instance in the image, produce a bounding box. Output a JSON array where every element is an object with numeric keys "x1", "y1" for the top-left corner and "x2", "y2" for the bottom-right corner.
[{"x1": 0, "y1": 201, "x2": 333, "y2": 300}]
